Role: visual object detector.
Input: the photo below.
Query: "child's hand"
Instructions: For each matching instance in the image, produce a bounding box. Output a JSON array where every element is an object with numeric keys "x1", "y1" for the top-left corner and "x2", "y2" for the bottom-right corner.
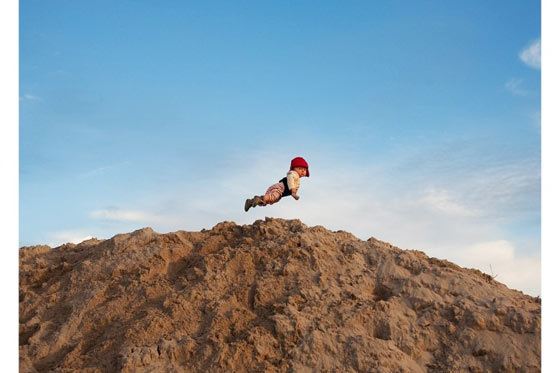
[{"x1": 292, "y1": 194, "x2": 300, "y2": 200}]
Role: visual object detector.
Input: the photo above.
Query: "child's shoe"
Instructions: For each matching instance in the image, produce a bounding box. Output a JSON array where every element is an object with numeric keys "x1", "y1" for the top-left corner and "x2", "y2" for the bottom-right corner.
[
  {"x1": 244, "y1": 196, "x2": 266, "y2": 211},
  {"x1": 244, "y1": 197, "x2": 254, "y2": 211}
]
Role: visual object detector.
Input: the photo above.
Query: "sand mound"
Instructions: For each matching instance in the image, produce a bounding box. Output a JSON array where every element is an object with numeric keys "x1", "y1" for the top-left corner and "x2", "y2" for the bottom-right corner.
[{"x1": 19, "y1": 218, "x2": 540, "y2": 372}]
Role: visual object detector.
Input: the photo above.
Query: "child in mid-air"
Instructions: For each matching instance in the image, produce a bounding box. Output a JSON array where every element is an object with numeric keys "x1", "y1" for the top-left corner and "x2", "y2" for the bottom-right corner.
[{"x1": 244, "y1": 157, "x2": 310, "y2": 211}]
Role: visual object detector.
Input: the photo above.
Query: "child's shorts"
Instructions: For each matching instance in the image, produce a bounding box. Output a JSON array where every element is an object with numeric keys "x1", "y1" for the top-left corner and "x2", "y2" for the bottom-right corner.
[{"x1": 265, "y1": 182, "x2": 285, "y2": 204}]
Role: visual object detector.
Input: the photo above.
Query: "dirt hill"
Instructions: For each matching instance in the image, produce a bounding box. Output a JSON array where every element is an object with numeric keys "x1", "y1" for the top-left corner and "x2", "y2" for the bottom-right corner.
[{"x1": 19, "y1": 218, "x2": 541, "y2": 372}]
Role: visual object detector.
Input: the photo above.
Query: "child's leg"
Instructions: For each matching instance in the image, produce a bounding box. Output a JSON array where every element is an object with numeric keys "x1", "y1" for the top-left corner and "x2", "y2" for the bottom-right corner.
[
  {"x1": 263, "y1": 183, "x2": 284, "y2": 205},
  {"x1": 245, "y1": 182, "x2": 284, "y2": 211}
]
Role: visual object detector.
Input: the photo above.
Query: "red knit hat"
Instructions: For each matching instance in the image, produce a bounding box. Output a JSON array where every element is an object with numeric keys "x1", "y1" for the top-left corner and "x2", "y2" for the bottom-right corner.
[{"x1": 290, "y1": 157, "x2": 310, "y2": 177}]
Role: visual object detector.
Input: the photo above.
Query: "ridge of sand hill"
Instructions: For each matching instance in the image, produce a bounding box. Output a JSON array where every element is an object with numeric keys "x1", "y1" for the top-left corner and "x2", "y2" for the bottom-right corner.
[{"x1": 19, "y1": 218, "x2": 540, "y2": 372}]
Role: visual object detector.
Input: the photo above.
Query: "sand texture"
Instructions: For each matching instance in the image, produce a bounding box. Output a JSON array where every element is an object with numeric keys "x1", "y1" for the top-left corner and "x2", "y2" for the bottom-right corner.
[{"x1": 19, "y1": 218, "x2": 540, "y2": 372}]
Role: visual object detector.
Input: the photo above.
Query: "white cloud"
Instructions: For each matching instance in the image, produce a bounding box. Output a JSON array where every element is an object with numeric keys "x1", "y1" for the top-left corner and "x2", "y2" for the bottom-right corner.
[
  {"x1": 519, "y1": 39, "x2": 541, "y2": 69},
  {"x1": 47, "y1": 231, "x2": 93, "y2": 247},
  {"x1": 452, "y1": 240, "x2": 515, "y2": 263},
  {"x1": 434, "y1": 240, "x2": 541, "y2": 296},
  {"x1": 505, "y1": 78, "x2": 529, "y2": 96}
]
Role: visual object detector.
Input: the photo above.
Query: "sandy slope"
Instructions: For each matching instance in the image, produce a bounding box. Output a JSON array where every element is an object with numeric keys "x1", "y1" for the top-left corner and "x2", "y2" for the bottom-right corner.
[{"x1": 19, "y1": 218, "x2": 540, "y2": 372}]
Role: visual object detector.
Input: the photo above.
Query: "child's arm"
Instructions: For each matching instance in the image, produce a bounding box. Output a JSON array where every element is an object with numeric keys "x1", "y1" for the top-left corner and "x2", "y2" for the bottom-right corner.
[
  {"x1": 287, "y1": 171, "x2": 300, "y2": 199},
  {"x1": 291, "y1": 188, "x2": 299, "y2": 199}
]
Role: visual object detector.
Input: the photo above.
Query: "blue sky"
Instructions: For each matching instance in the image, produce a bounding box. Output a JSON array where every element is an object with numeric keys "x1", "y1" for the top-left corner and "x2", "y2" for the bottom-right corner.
[{"x1": 18, "y1": 1, "x2": 541, "y2": 295}]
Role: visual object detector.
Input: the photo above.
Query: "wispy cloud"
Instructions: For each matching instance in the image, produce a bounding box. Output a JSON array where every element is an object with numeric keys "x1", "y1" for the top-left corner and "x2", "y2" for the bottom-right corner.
[
  {"x1": 505, "y1": 78, "x2": 529, "y2": 96},
  {"x1": 91, "y1": 208, "x2": 161, "y2": 223},
  {"x1": 79, "y1": 166, "x2": 111, "y2": 179},
  {"x1": 89, "y1": 207, "x2": 181, "y2": 229},
  {"x1": 419, "y1": 187, "x2": 481, "y2": 217},
  {"x1": 20, "y1": 94, "x2": 41, "y2": 101},
  {"x1": 78, "y1": 162, "x2": 130, "y2": 179},
  {"x1": 519, "y1": 39, "x2": 541, "y2": 69}
]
